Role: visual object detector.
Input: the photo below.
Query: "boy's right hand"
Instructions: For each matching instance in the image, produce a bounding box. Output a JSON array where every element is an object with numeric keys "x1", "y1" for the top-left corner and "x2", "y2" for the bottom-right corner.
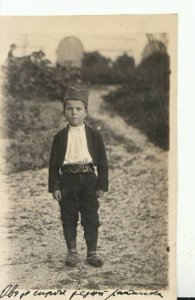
[{"x1": 52, "y1": 190, "x2": 62, "y2": 201}]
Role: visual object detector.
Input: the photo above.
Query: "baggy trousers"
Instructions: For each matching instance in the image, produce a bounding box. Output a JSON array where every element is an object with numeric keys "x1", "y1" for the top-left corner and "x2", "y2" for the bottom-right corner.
[{"x1": 58, "y1": 172, "x2": 100, "y2": 252}]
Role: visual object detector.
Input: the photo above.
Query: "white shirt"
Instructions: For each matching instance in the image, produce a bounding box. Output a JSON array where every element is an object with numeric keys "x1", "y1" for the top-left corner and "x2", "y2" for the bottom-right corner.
[{"x1": 64, "y1": 124, "x2": 93, "y2": 164}]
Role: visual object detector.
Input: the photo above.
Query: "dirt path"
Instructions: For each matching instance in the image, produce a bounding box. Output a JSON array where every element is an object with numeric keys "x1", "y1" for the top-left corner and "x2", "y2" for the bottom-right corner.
[{"x1": 1, "y1": 87, "x2": 168, "y2": 290}]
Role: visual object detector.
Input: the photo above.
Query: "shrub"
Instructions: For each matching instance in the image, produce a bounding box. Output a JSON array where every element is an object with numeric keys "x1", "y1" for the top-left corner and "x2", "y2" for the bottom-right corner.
[
  {"x1": 81, "y1": 51, "x2": 135, "y2": 85},
  {"x1": 103, "y1": 52, "x2": 170, "y2": 150},
  {"x1": 3, "y1": 96, "x2": 65, "y2": 173},
  {"x1": 3, "y1": 50, "x2": 81, "y2": 101},
  {"x1": 81, "y1": 51, "x2": 114, "y2": 84},
  {"x1": 112, "y1": 53, "x2": 135, "y2": 83}
]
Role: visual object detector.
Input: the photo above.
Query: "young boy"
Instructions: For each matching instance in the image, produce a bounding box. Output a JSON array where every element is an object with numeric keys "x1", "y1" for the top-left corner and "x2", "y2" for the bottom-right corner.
[{"x1": 48, "y1": 86, "x2": 108, "y2": 268}]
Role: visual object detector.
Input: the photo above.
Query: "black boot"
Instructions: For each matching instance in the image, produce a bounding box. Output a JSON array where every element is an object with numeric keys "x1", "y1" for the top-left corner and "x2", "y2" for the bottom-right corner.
[
  {"x1": 65, "y1": 251, "x2": 78, "y2": 268},
  {"x1": 87, "y1": 252, "x2": 104, "y2": 267},
  {"x1": 63, "y1": 228, "x2": 78, "y2": 267},
  {"x1": 65, "y1": 240, "x2": 78, "y2": 268},
  {"x1": 84, "y1": 226, "x2": 104, "y2": 267}
]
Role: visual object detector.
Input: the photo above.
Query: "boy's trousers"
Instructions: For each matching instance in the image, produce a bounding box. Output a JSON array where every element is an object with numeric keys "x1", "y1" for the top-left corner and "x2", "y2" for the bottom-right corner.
[{"x1": 58, "y1": 172, "x2": 100, "y2": 252}]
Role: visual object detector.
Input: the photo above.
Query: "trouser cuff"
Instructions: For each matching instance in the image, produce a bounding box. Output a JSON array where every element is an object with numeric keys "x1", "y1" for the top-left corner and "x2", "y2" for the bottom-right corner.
[{"x1": 65, "y1": 239, "x2": 77, "y2": 251}]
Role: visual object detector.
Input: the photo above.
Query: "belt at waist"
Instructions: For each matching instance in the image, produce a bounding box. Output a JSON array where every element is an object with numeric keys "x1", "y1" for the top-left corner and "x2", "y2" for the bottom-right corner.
[{"x1": 60, "y1": 163, "x2": 94, "y2": 174}]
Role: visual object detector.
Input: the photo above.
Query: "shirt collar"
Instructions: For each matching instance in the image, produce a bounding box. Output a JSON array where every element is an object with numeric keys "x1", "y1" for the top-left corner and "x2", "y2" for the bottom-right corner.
[{"x1": 68, "y1": 123, "x2": 85, "y2": 131}]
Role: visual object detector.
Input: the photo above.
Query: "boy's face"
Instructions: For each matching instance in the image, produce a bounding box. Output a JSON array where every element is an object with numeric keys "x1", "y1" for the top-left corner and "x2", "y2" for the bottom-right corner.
[{"x1": 64, "y1": 100, "x2": 87, "y2": 127}]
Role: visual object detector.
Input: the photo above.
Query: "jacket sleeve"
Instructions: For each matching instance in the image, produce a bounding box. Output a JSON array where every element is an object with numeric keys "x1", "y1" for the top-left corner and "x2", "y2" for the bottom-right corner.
[
  {"x1": 96, "y1": 132, "x2": 109, "y2": 192},
  {"x1": 48, "y1": 135, "x2": 60, "y2": 193}
]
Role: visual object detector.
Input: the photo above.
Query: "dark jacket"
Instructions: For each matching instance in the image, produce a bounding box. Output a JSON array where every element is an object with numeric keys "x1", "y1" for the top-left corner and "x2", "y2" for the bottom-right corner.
[{"x1": 48, "y1": 124, "x2": 109, "y2": 193}]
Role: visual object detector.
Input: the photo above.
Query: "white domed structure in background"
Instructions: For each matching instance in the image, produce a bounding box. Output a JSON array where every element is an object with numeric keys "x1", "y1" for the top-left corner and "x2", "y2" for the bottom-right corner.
[
  {"x1": 142, "y1": 33, "x2": 168, "y2": 60},
  {"x1": 56, "y1": 36, "x2": 84, "y2": 68},
  {"x1": 142, "y1": 40, "x2": 167, "y2": 60}
]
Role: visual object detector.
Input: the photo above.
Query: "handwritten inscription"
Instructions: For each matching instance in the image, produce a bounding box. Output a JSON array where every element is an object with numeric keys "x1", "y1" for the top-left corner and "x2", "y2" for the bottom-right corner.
[
  {"x1": 0, "y1": 285, "x2": 163, "y2": 299},
  {"x1": 69, "y1": 290, "x2": 108, "y2": 300},
  {"x1": 70, "y1": 289, "x2": 163, "y2": 299},
  {"x1": 33, "y1": 290, "x2": 67, "y2": 297},
  {"x1": 0, "y1": 285, "x2": 20, "y2": 298},
  {"x1": 104, "y1": 289, "x2": 163, "y2": 299}
]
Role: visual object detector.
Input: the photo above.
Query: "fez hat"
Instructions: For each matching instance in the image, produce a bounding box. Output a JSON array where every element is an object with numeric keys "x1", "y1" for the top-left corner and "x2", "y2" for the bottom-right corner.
[{"x1": 64, "y1": 86, "x2": 89, "y2": 106}]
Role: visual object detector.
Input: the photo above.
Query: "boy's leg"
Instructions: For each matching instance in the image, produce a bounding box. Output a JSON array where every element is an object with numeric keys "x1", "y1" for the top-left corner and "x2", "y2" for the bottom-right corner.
[
  {"x1": 58, "y1": 173, "x2": 81, "y2": 252},
  {"x1": 80, "y1": 173, "x2": 103, "y2": 267},
  {"x1": 58, "y1": 190, "x2": 79, "y2": 267},
  {"x1": 58, "y1": 192, "x2": 79, "y2": 253}
]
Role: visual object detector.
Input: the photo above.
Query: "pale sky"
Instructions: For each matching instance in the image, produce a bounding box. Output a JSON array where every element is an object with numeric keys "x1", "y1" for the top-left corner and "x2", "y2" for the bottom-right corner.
[{"x1": 0, "y1": 15, "x2": 170, "y2": 64}]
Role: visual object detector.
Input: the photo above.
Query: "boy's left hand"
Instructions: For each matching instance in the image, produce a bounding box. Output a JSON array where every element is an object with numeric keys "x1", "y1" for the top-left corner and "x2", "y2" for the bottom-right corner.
[{"x1": 96, "y1": 190, "x2": 105, "y2": 198}]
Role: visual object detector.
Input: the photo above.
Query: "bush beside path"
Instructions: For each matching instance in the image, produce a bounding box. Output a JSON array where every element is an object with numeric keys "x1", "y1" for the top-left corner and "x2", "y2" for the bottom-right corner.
[{"x1": 2, "y1": 87, "x2": 168, "y2": 290}]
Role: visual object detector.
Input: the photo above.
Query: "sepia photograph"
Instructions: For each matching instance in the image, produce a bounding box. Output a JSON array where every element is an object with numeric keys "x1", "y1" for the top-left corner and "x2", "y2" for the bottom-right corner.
[{"x1": 0, "y1": 14, "x2": 177, "y2": 298}]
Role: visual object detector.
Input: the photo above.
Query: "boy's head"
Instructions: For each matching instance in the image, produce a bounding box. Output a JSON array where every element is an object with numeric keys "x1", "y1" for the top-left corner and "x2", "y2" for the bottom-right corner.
[{"x1": 63, "y1": 86, "x2": 89, "y2": 127}]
